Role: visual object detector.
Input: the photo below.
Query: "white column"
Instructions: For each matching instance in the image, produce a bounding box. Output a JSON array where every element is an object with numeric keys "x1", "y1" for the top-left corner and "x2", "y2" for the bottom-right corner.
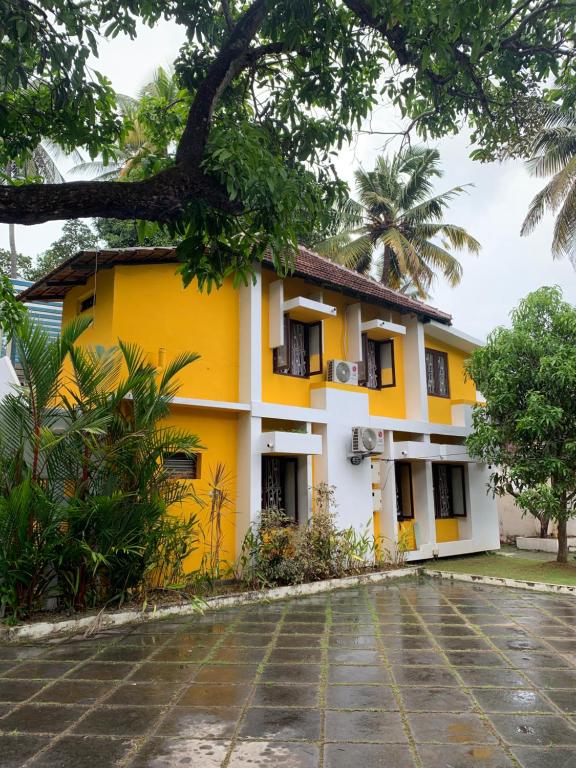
[
  {"x1": 379, "y1": 431, "x2": 398, "y2": 544},
  {"x1": 236, "y1": 414, "x2": 262, "y2": 555},
  {"x1": 403, "y1": 315, "x2": 429, "y2": 422},
  {"x1": 411, "y1": 460, "x2": 436, "y2": 552},
  {"x1": 238, "y1": 265, "x2": 262, "y2": 403},
  {"x1": 345, "y1": 303, "x2": 362, "y2": 362}
]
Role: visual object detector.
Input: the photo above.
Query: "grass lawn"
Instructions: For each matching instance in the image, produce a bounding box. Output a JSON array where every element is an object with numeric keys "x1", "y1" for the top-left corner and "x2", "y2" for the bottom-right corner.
[{"x1": 425, "y1": 552, "x2": 576, "y2": 587}]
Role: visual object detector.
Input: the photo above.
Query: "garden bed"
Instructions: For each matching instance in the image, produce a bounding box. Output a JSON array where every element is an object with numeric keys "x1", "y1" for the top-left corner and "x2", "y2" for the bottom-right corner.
[{"x1": 0, "y1": 565, "x2": 417, "y2": 643}]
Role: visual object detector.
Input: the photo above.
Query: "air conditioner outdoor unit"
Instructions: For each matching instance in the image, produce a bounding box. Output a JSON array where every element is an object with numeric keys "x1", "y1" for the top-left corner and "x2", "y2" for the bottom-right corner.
[
  {"x1": 327, "y1": 359, "x2": 358, "y2": 385},
  {"x1": 352, "y1": 427, "x2": 385, "y2": 455}
]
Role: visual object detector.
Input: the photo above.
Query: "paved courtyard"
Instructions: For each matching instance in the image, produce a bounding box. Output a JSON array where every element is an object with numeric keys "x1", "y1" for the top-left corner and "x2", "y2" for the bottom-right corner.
[{"x1": 0, "y1": 579, "x2": 575, "y2": 768}]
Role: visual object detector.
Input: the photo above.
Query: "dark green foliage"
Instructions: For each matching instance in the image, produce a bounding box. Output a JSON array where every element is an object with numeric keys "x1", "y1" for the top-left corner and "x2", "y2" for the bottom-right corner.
[
  {"x1": 94, "y1": 218, "x2": 180, "y2": 249},
  {"x1": 0, "y1": 248, "x2": 32, "y2": 279},
  {"x1": 1, "y1": 1, "x2": 575, "y2": 288},
  {"x1": 467, "y1": 287, "x2": 576, "y2": 563},
  {"x1": 0, "y1": 316, "x2": 201, "y2": 618},
  {"x1": 0, "y1": 274, "x2": 26, "y2": 340}
]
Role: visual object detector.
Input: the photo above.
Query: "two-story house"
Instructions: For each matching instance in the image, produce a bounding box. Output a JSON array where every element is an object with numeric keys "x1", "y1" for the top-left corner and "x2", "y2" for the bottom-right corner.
[{"x1": 19, "y1": 245, "x2": 499, "y2": 568}]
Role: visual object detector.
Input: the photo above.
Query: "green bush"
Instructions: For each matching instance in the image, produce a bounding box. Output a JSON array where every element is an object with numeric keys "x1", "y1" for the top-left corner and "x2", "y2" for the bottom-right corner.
[{"x1": 0, "y1": 317, "x2": 202, "y2": 619}]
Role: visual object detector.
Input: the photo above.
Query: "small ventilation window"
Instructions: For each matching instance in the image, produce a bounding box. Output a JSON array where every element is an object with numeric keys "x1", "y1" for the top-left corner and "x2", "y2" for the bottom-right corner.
[
  {"x1": 163, "y1": 452, "x2": 200, "y2": 479},
  {"x1": 78, "y1": 294, "x2": 95, "y2": 314}
]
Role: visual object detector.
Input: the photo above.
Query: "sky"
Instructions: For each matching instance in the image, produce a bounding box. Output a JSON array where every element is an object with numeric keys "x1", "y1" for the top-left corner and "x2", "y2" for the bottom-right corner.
[{"x1": 6, "y1": 20, "x2": 575, "y2": 340}]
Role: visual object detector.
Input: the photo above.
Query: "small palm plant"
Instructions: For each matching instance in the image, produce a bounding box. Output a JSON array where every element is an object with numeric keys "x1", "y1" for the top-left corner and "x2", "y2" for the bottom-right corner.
[
  {"x1": 521, "y1": 108, "x2": 576, "y2": 266},
  {"x1": 318, "y1": 146, "x2": 480, "y2": 298}
]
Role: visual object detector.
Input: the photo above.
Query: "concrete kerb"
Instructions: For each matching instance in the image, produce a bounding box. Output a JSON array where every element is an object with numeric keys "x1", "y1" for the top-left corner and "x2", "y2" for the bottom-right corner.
[
  {"x1": 0, "y1": 566, "x2": 419, "y2": 644},
  {"x1": 422, "y1": 567, "x2": 576, "y2": 597},
  {"x1": 4, "y1": 565, "x2": 576, "y2": 644}
]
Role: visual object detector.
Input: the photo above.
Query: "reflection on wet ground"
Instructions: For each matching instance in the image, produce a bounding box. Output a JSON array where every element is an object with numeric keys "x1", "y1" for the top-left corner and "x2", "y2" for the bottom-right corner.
[{"x1": 0, "y1": 579, "x2": 575, "y2": 767}]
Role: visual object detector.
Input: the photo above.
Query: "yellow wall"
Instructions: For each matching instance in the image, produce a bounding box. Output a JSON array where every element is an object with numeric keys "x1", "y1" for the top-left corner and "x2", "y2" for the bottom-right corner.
[
  {"x1": 435, "y1": 518, "x2": 460, "y2": 542},
  {"x1": 112, "y1": 265, "x2": 239, "y2": 403},
  {"x1": 261, "y1": 270, "x2": 406, "y2": 417},
  {"x1": 425, "y1": 337, "x2": 476, "y2": 425},
  {"x1": 163, "y1": 406, "x2": 238, "y2": 571}
]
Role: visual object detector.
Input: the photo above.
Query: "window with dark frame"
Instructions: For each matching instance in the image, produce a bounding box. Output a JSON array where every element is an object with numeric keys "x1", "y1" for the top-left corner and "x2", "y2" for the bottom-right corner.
[
  {"x1": 395, "y1": 462, "x2": 414, "y2": 520},
  {"x1": 163, "y1": 452, "x2": 200, "y2": 480},
  {"x1": 78, "y1": 294, "x2": 95, "y2": 314},
  {"x1": 432, "y1": 464, "x2": 466, "y2": 518},
  {"x1": 360, "y1": 334, "x2": 396, "y2": 390},
  {"x1": 273, "y1": 316, "x2": 323, "y2": 378},
  {"x1": 425, "y1": 348, "x2": 449, "y2": 397}
]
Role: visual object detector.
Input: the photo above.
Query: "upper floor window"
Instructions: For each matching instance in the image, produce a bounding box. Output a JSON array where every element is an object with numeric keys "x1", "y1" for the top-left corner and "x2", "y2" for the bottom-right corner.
[
  {"x1": 273, "y1": 316, "x2": 322, "y2": 378},
  {"x1": 360, "y1": 335, "x2": 395, "y2": 389},
  {"x1": 425, "y1": 348, "x2": 449, "y2": 397},
  {"x1": 433, "y1": 464, "x2": 466, "y2": 518},
  {"x1": 395, "y1": 462, "x2": 414, "y2": 520}
]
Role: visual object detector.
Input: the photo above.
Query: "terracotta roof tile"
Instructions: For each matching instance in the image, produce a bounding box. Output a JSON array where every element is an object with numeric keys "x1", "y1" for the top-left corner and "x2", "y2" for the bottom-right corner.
[{"x1": 18, "y1": 245, "x2": 451, "y2": 324}]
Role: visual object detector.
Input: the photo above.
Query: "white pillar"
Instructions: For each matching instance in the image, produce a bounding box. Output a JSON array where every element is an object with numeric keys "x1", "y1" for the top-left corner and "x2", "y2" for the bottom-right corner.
[
  {"x1": 238, "y1": 265, "x2": 262, "y2": 403},
  {"x1": 403, "y1": 315, "x2": 429, "y2": 422},
  {"x1": 379, "y1": 431, "x2": 398, "y2": 544},
  {"x1": 236, "y1": 414, "x2": 262, "y2": 555}
]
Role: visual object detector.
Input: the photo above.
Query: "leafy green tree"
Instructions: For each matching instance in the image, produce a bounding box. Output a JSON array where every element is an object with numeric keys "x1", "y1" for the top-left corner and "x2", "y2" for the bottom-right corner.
[
  {"x1": 521, "y1": 108, "x2": 576, "y2": 267},
  {"x1": 94, "y1": 218, "x2": 179, "y2": 249},
  {"x1": 467, "y1": 287, "x2": 576, "y2": 563},
  {"x1": 0, "y1": 1, "x2": 574, "y2": 288},
  {"x1": 0, "y1": 249, "x2": 32, "y2": 280},
  {"x1": 317, "y1": 147, "x2": 480, "y2": 298},
  {"x1": 28, "y1": 221, "x2": 99, "y2": 282},
  {"x1": 0, "y1": 274, "x2": 26, "y2": 341}
]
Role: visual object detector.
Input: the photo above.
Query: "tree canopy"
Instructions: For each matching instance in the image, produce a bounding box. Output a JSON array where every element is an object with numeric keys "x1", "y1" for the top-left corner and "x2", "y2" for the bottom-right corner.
[
  {"x1": 1, "y1": 1, "x2": 575, "y2": 287},
  {"x1": 467, "y1": 287, "x2": 576, "y2": 563}
]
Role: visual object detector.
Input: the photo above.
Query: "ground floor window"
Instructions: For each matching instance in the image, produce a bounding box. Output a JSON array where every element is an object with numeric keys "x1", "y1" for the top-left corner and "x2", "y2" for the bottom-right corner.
[
  {"x1": 395, "y1": 462, "x2": 414, "y2": 520},
  {"x1": 432, "y1": 464, "x2": 466, "y2": 518},
  {"x1": 261, "y1": 456, "x2": 298, "y2": 522}
]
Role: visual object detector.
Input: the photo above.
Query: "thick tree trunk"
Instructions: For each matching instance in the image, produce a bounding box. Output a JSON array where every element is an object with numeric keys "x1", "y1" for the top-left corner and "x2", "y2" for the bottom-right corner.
[
  {"x1": 557, "y1": 518, "x2": 568, "y2": 564},
  {"x1": 539, "y1": 514, "x2": 549, "y2": 539},
  {"x1": 0, "y1": 166, "x2": 241, "y2": 225},
  {"x1": 8, "y1": 223, "x2": 17, "y2": 278}
]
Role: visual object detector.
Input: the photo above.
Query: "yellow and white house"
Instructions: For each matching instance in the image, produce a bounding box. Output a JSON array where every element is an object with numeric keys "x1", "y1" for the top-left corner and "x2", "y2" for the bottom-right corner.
[{"x1": 17, "y1": 245, "x2": 499, "y2": 569}]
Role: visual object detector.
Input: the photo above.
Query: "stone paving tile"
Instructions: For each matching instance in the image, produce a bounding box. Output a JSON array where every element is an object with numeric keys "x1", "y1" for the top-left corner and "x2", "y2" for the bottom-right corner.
[
  {"x1": 28, "y1": 735, "x2": 134, "y2": 767},
  {"x1": 229, "y1": 741, "x2": 319, "y2": 767},
  {"x1": 511, "y1": 747, "x2": 576, "y2": 768},
  {"x1": 417, "y1": 744, "x2": 516, "y2": 767},
  {"x1": 324, "y1": 742, "x2": 416, "y2": 768},
  {"x1": 0, "y1": 734, "x2": 50, "y2": 767},
  {"x1": 0, "y1": 703, "x2": 87, "y2": 734},
  {"x1": 1, "y1": 580, "x2": 576, "y2": 767}
]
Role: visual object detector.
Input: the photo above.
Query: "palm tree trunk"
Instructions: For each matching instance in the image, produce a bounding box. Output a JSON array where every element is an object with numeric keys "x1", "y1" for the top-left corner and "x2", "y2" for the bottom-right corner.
[
  {"x1": 380, "y1": 246, "x2": 393, "y2": 285},
  {"x1": 9, "y1": 223, "x2": 17, "y2": 278}
]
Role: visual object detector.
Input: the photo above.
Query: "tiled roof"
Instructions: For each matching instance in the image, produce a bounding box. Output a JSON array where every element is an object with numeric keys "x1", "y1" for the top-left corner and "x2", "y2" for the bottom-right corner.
[{"x1": 18, "y1": 245, "x2": 451, "y2": 324}]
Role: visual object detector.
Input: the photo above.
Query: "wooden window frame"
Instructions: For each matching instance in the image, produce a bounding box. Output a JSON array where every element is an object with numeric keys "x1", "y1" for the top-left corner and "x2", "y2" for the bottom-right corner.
[
  {"x1": 395, "y1": 461, "x2": 414, "y2": 520},
  {"x1": 78, "y1": 294, "x2": 95, "y2": 314},
  {"x1": 425, "y1": 348, "x2": 450, "y2": 398},
  {"x1": 273, "y1": 316, "x2": 323, "y2": 379},
  {"x1": 163, "y1": 452, "x2": 201, "y2": 480},
  {"x1": 360, "y1": 334, "x2": 396, "y2": 390},
  {"x1": 432, "y1": 463, "x2": 467, "y2": 519}
]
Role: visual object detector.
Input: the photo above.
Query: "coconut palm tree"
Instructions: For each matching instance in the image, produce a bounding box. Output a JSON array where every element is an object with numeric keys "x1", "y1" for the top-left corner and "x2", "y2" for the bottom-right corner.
[
  {"x1": 4, "y1": 142, "x2": 66, "y2": 277},
  {"x1": 521, "y1": 108, "x2": 576, "y2": 266},
  {"x1": 317, "y1": 147, "x2": 481, "y2": 298},
  {"x1": 71, "y1": 66, "x2": 182, "y2": 181}
]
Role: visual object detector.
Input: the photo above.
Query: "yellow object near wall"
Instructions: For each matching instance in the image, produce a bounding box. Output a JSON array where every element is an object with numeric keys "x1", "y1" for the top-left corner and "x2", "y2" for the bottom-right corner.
[
  {"x1": 425, "y1": 336, "x2": 476, "y2": 425},
  {"x1": 398, "y1": 519, "x2": 417, "y2": 551},
  {"x1": 435, "y1": 518, "x2": 460, "y2": 543}
]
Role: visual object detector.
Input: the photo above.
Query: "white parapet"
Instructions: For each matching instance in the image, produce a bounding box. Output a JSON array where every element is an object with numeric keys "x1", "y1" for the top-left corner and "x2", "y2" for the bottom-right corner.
[{"x1": 260, "y1": 430, "x2": 323, "y2": 456}]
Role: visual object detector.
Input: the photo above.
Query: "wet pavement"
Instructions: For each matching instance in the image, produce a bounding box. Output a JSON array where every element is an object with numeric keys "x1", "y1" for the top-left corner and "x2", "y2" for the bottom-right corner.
[{"x1": 0, "y1": 579, "x2": 575, "y2": 767}]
